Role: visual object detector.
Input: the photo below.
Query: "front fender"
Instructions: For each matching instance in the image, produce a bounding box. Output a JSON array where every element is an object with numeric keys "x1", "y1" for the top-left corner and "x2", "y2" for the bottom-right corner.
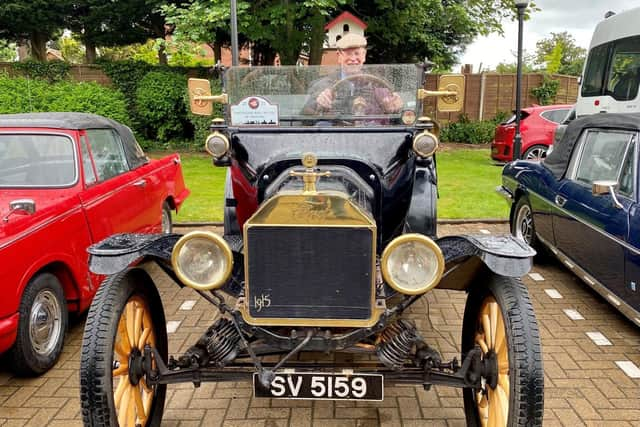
[
  {"x1": 87, "y1": 233, "x2": 180, "y2": 275},
  {"x1": 436, "y1": 234, "x2": 535, "y2": 291}
]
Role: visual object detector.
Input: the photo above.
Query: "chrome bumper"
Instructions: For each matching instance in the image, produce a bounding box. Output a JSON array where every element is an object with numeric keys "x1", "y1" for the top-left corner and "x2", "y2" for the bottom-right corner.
[{"x1": 495, "y1": 185, "x2": 513, "y2": 204}]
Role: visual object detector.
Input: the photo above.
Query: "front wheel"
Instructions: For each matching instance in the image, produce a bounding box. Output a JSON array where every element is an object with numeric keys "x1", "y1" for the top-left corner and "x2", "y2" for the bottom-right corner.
[
  {"x1": 8, "y1": 273, "x2": 68, "y2": 376},
  {"x1": 462, "y1": 274, "x2": 543, "y2": 426},
  {"x1": 511, "y1": 196, "x2": 542, "y2": 252},
  {"x1": 80, "y1": 268, "x2": 167, "y2": 427}
]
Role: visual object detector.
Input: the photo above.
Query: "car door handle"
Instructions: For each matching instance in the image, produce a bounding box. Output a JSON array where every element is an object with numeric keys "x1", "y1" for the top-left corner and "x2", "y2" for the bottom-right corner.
[
  {"x1": 555, "y1": 195, "x2": 566, "y2": 207},
  {"x1": 133, "y1": 179, "x2": 147, "y2": 188}
]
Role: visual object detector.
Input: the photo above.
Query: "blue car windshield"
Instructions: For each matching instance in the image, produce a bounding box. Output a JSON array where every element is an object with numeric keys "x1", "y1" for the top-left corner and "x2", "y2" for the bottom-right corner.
[{"x1": 223, "y1": 64, "x2": 420, "y2": 127}]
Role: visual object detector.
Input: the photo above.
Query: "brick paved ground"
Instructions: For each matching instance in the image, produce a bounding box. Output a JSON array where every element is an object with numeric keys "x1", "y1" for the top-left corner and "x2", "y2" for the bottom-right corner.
[{"x1": 1, "y1": 223, "x2": 639, "y2": 426}]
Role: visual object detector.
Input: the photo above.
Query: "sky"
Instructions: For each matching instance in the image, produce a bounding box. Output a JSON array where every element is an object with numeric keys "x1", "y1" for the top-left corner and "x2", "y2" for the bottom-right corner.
[{"x1": 458, "y1": 0, "x2": 640, "y2": 72}]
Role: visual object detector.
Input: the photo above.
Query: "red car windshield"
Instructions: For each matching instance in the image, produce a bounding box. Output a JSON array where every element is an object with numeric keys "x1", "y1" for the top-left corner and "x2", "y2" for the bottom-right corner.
[{"x1": 0, "y1": 134, "x2": 76, "y2": 187}]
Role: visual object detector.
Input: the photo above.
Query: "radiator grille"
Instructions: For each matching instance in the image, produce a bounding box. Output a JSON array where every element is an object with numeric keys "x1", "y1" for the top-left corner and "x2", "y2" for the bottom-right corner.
[{"x1": 246, "y1": 226, "x2": 374, "y2": 322}]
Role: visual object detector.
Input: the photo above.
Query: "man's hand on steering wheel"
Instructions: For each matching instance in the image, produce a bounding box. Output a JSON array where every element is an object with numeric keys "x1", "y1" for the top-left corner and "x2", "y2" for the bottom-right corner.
[
  {"x1": 373, "y1": 87, "x2": 403, "y2": 113},
  {"x1": 316, "y1": 88, "x2": 335, "y2": 110},
  {"x1": 327, "y1": 74, "x2": 402, "y2": 114}
]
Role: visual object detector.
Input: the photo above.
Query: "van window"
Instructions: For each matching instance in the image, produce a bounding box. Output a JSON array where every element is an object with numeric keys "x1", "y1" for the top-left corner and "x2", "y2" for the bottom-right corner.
[
  {"x1": 605, "y1": 36, "x2": 640, "y2": 101},
  {"x1": 581, "y1": 43, "x2": 609, "y2": 97}
]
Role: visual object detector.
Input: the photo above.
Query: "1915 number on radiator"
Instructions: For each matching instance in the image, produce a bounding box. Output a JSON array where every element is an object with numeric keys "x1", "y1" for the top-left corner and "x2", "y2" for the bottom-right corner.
[{"x1": 254, "y1": 372, "x2": 383, "y2": 401}]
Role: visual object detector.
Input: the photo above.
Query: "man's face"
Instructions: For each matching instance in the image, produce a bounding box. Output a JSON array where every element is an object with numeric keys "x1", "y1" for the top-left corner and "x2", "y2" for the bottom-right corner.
[{"x1": 338, "y1": 47, "x2": 366, "y2": 75}]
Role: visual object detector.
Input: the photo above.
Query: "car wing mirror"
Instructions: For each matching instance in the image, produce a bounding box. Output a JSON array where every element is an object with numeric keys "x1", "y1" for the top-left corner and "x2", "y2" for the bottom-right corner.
[
  {"x1": 417, "y1": 74, "x2": 465, "y2": 113},
  {"x1": 3, "y1": 199, "x2": 36, "y2": 223},
  {"x1": 187, "y1": 78, "x2": 228, "y2": 116},
  {"x1": 592, "y1": 180, "x2": 624, "y2": 209}
]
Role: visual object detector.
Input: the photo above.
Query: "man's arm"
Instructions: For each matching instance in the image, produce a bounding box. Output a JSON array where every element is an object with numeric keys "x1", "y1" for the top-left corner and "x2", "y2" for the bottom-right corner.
[
  {"x1": 374, "y1": 87, "x2": 403, "y2": 113},
  {"x1": 302, "y1": 77, "x2": 335, "y2": 115}
]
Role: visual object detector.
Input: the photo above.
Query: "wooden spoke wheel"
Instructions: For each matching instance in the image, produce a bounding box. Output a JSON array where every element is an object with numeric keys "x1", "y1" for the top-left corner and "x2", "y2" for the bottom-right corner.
[
  {"x1": 81, "y1": 268, "x2": 168, "y2": 427},
  {"x1": 112, "y1": 296, "x2": 157, "y2": 426},
  {"x1": 461, "y1": 274, "x2": 544, "y2": 427},
  {"x1": 474, "y1": 296, "x2": 509, "y2": 426}
]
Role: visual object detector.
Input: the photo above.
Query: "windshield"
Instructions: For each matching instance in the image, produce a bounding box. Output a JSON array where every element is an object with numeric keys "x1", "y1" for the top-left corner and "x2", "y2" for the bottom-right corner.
[
  {"x1": 224, "y1": 64, "x2": 421, "y2": 127},
  {"x1": 0, "y1": 134, "x2": 77, "y2": 187}
]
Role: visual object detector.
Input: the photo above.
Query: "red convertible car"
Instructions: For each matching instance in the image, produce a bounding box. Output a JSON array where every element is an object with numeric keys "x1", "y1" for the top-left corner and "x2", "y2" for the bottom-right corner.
[{"x1": 0, "y1": 112, "x2": 190, "y2": 375}]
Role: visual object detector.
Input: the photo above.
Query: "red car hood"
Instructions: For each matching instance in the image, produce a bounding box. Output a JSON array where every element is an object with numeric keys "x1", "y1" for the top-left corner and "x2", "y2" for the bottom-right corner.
[{"x1": 0, "y1": 188, "x2": 80, "y2": 249}]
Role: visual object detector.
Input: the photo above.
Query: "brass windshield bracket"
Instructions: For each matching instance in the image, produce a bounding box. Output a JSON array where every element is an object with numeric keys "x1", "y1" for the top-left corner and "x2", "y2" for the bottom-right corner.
[
  {"x1": 193, "y1": 93, "x2": 229, "y2": 105},
  {"x1": 418, "y1": 74, "x2": 466, "y2": 112},
  {"x1": 188, "y1": 78, "x2": 228, "y2": 116},
  {"x1": 417, "y1": 88, "x2": 459, "y2": 101}
]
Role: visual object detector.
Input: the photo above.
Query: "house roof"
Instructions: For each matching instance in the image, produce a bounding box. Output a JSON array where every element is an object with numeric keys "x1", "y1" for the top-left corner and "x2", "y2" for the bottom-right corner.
[{"x1": 324, "y1": 11, "x2": 367, "y2": 31}]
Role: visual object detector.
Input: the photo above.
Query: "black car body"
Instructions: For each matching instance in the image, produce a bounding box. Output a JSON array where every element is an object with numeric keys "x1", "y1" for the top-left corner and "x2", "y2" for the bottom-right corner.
[
  {"x1": 500, "y1": 112, "x2": 640, "y2": 327},
  {"x1": 79, "y1": 64, "x2": 544, "y2": 427}
]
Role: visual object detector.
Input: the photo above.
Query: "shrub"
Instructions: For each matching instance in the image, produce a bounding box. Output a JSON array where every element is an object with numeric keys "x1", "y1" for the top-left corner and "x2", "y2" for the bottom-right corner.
[
  {"x1": 45, "y1": 81, "x2": 130, "y2": 125},
  {"x1": 0, "y1": 75, "x2": 129, "y2": 124},
  {"x1": 135, "y1": 70, "x2": 189, "y2": 142},
  {"x1": 98, "y1": 60, "x2": 211, "y2": 131},
  {"x1": 440, "y1": 114, "x2": 498, "y2": 144},
  {"x1": 531, "y1": 75, "x2": 560, "y2": 105}
]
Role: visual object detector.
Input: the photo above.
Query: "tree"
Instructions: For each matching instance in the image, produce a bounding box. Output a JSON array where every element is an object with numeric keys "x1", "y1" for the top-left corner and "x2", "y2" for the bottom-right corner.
[
  {"x1": 162, "y1": 0, "x2": 345, "y2": 65},
  {"x1": 493, "y1": 51, "x2": 537, "y2": 73},
  {"x1": 0, "y1": 1, "x2": 72, "y2": 61},
  {"x1": 534, "y1": 32, "x2": 586, "y2": 76},
  {"x1": 352, "y1": 0, "x2": 539, "y2": 68},
  {"x1": 163, "y1": 0, "x2": 538, "y2": 68},
  {"x1": 162, "y1": 0, "x2": 248, "y2": 65}
]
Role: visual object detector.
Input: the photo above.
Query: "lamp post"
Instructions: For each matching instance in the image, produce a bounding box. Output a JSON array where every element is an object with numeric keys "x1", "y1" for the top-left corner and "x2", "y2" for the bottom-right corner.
[
  {"x1": 230, "y1": 0, "x2": 239, "y2": 66},
  {"x1": 513, "y1": 0, "x2": 529, "y2": 160}
]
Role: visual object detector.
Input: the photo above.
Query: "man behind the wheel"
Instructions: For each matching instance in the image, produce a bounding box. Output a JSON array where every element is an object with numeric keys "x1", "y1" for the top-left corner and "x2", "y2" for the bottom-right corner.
[{"x1": 303, "y1": 33, "x2": 403, "y2": 116}]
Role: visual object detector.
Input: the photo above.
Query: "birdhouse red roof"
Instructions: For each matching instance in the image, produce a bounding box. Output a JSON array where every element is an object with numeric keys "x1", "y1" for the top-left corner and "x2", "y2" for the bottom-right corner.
[{"x1": 324, "y1": 11, "x2": 367, "y2": 31}]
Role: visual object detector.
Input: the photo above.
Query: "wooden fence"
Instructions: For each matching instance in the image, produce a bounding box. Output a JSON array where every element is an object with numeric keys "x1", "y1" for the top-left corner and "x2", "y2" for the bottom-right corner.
[
  {"x1": 424, "y1": 73, "x2": 579, "y2": 122},
  {"x1": 1, "y1": 63, "x2": 578, "y2": 123}
]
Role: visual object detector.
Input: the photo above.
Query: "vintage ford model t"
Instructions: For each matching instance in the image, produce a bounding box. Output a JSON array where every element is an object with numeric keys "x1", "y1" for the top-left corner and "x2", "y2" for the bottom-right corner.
[{"x1": 80, "y1": 63, "x2": 543, "y2": 426}]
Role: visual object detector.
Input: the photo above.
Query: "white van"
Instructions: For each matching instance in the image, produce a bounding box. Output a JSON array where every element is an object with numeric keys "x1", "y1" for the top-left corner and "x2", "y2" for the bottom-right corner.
[{"x1": 576, "y1": 7, "x2": 640, "y2": 116}]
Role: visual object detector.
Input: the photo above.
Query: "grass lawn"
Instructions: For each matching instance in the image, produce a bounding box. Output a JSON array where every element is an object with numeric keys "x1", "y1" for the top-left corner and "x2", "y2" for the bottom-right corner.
[
  {"x1": 172, "y1": 147, "x2": 509, "y2": 223},
  {"x1": 175, "y1": 152, "x2": 227, "y2": 222},
  {"x1": 437, "y1": 148, "x2": 509, "y2": 219}
]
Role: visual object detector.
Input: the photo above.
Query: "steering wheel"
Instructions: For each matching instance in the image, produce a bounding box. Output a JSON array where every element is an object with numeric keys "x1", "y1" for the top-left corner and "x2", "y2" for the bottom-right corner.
[
  {"x1": 329, "y1": 74, "x2": 396, "y2": 117},
  {"x1": 330, "y1": 73, "x2": 394, "y2": 94}
]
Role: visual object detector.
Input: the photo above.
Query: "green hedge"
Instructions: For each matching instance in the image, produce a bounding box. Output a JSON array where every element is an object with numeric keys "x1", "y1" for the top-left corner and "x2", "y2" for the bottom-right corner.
[
  {"x1": 135, "y1": 71, "x2": 189, "y2": 142},
  {"x1": 2, "y1": 60, "x2": 226, "y2": 148},
  {"x1": 440, "y1": 112, "x2": 509, "y2": 144},
  {"x1": 0, "y1": 75, "x2": 129, "y2": 124}
]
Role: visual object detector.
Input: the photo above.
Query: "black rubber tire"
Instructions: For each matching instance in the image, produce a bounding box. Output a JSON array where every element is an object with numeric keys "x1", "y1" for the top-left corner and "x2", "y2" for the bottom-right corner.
[
  {"x1": 80, "y1": 268, "x2": 167, "y2": 427},
  {"x1": 511, "y1": 196, "x2": 542, "y2": 253},
  {"x1": 461, "y1": 273, "x2": 544, "y2": 426},
  {"x1": 7, "y1": 272, "x2": 68, "y2": 376},
  {"x1": 523, "y1": 145, "x2": 548, "y2": 161},
  {"x1": 161, "y1": 202, "x2": 173, "y2": 234}
]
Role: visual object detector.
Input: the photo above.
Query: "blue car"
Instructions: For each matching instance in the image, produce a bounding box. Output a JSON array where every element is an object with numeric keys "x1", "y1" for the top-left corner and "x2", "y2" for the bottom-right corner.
[{"x1": 499, "y1": 112, "x2": 640, "y2": 327}]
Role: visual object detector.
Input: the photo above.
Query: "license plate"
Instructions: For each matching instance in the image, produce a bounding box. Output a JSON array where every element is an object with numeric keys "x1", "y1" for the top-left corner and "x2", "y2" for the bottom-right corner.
[{"x1": 253, "y1": 372, "x2": 384, "y2": 401}]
